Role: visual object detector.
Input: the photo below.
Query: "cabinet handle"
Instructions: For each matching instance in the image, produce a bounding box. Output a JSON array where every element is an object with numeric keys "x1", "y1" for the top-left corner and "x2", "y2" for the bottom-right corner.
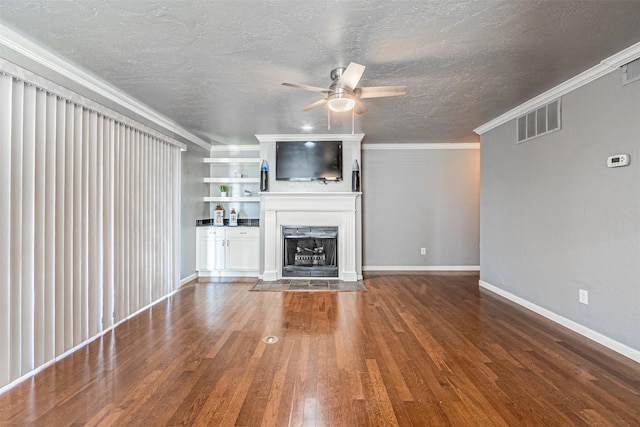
[{"x1": 222, "y1": 240, "x2": 225, "y2": 247}]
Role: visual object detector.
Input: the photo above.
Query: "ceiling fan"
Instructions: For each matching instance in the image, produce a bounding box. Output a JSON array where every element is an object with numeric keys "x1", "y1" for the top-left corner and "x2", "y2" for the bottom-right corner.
[{"x1": 282, "y1": 62, "x2": 407, "y2": 114}]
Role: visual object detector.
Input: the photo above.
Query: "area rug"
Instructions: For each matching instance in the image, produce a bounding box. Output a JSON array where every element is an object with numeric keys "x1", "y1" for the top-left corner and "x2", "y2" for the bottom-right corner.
[{"x1": 250, "y1": 279, "x2": 367, "y2": 292}]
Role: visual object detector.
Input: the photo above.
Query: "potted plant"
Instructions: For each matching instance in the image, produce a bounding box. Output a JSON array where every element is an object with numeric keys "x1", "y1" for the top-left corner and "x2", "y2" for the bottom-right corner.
[{"x1": 219, "y1": 185, "x2": 228, "y2": 197}]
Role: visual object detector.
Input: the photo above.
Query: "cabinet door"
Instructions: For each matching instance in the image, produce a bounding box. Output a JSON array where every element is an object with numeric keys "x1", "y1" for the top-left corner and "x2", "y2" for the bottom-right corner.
[
  {"x1": 196, "y1": 227, "x2": 227, "y2": 272},
  {"x1": 213, "y1": 236, "x2": 226, "y2": 270},
  {"x1": 196, "y1": 235, "x2": 209, "y2": 271},
  {"x1": 226, "y1": 229, "x2": 259, "y2": 271},
  {"x1": 226, "y1": 238, "x2": 259, "y2": 270},
  {"x1": 196, "y1": 228, "x2": 218, "y2": 271}
]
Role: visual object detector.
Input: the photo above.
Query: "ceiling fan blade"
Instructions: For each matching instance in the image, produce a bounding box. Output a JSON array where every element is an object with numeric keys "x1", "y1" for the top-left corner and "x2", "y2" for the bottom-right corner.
[
  {"x1": 301, "y1": 98, "x2": 327, "y2": 111},
  {"x1": 355, "y1": 86, "x2": 407, "y2": 99},
  {"x1": 337, "y1": 62, "x2": 366, "y2": 91},
  {"x1": 282, "y1": 82, "x2": 330, "y2": 93}
]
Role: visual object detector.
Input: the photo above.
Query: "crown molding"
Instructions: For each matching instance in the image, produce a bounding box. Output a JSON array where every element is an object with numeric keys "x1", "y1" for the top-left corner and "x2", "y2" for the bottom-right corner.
[
  {"x1": 255, "y1": 133, "x2": 365, "y2": 143},
  {"x1": 0, "y1": 57, "x2": 188, "y2": 151},
  {"x1": 474, "y1": 41, "x2": 640, "y2": 135},
  {"x1": 0, "y1": 24, "x2": 211, "y2": 150},
  {"x1": 601, "y1": 41, "x2": 640, "y2": 68},
  {"x1": 362, "y1": 142, "x2": 479, "y2": 150}
]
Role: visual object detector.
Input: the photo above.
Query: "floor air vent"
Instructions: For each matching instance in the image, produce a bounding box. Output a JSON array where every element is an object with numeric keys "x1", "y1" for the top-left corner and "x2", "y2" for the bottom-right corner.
[
  {"x1": 622, "y1": 58, "x2": 640, "y2": 86},
  {"x1": 517, "y1": 98, "x2": 561, "y2": 143}
]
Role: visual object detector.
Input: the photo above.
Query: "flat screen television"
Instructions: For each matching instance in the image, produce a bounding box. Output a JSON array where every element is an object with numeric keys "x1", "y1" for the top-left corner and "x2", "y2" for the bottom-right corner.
[{"x1": 276, "y1": 141, "x2": 343, "y2": 181}]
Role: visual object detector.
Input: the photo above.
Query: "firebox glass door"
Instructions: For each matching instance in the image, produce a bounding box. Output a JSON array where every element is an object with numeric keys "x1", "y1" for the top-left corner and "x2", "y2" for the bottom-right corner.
[{"x1": 282, "y1": 226, "x2": 338, "y2": 277}]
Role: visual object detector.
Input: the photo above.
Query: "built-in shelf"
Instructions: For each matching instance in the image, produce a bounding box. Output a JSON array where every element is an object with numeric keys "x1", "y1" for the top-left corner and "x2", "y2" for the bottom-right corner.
[
  {"x1": 204, "y1": 177, "x2": 260, "y2": 184},
  {"x1": 205, "y1": 145, "x2": 261, "y2": 220},
  {"x1": 210, "y1": 145, "x2": 259, "y2": 152},
  {"x1": 204, "y1": 157, "x2": 261, "y2": 164},
  {"x1": 204, "y1": 196, "x2": 260, "y2": 203}
]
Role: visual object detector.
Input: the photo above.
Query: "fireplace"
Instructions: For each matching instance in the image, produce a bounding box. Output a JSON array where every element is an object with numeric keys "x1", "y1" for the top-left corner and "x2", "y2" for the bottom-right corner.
[
  {"x1": 261, "y1": 192, "x2": 361, "y2": 282},
  {"x1": 282, "y1": 226, "x2": 338, "y2": 277}
]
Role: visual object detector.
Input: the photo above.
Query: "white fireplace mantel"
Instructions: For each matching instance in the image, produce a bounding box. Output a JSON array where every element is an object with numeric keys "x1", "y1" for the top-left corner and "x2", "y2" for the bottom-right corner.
[{"x1": 261, "y1": 192, "x2": 362, "y2": 282}]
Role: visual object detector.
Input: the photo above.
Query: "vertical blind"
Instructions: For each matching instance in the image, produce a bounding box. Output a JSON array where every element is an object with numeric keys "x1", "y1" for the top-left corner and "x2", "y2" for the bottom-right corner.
[{"x1": 0, "y1": 72, "x2": 182, "y2": 388}]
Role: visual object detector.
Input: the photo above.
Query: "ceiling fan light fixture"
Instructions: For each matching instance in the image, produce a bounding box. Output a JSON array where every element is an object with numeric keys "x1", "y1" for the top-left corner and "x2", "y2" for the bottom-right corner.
[
  {"x1": 283, "y1": 62, "x2": 406, "y2": 114},
  {"x1": 327, "y1": 93, "x2": 356, "y2": 112}
]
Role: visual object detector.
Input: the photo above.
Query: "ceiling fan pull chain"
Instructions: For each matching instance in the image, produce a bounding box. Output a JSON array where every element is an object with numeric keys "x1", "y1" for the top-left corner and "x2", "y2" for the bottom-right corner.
[{"x1": 352, "y1": 108, "x2": 355, "y2": 134}]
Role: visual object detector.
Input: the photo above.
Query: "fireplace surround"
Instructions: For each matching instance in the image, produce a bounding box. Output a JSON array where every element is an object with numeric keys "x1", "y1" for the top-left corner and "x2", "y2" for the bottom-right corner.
[{"x1": 261, "y1": 192, "x2": 361, "y2": 281}]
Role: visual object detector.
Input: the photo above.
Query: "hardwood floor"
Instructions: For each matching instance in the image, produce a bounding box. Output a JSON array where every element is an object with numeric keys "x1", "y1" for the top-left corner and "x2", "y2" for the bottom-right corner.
[{"x1": 1, "y1": 272, "x2": 639, "y2": 426}]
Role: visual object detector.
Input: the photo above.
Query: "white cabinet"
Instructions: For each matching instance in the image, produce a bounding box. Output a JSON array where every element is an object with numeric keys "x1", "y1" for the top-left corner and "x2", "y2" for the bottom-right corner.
[
  {"x1": 226, "y1": 228, "x2": 260, "y2": 271},
  {"x1": 196, "y1": 226, "x2": 259, "y2": 276},
  {"x1": 196, "y1": 227, "x2": 224, "y2": 271}
]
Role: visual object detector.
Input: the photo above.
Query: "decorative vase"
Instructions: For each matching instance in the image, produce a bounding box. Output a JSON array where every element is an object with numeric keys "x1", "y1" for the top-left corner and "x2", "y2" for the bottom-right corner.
[
  {"x1": 213, "y1": 204, "x2": 224, "y2": 226},
  {"x1": 352, "y1": 160, "x2": 360, "y2": 192},
  {"x1": 229, "y1": 208, "x2": 238, "y2": 226},
  {"x1": 220, "y1": 191, "x2": 227, "y2": 197},
  {"x1": 260, "y1": 160, "x2": 269, "y2": 192}
]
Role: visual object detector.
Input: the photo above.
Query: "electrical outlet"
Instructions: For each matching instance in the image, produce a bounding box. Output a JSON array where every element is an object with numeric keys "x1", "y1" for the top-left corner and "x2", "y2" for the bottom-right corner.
[
  {"x1": 420, "y1": 247, "x2": 426, "y2": 255},
  {"x1": 579, "y1": 289, "x2": 589, "y2": 305}
]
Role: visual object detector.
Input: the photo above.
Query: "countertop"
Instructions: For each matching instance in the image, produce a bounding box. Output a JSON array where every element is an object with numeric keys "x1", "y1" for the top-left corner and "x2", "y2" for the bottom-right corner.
[{"x1": 196, "y1": 218, "x2": 260, "y2": 227}]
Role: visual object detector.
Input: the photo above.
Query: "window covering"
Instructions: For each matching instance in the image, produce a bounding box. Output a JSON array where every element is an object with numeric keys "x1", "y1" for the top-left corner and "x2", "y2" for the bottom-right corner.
[{"x1": 0, "y1": 69, "x2": 181, "y2": 388}]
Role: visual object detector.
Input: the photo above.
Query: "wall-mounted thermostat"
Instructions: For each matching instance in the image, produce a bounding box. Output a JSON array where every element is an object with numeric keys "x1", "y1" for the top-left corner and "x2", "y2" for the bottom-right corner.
[{"x1": 607, "y1": 154, "x2": 630, "y2": 168}]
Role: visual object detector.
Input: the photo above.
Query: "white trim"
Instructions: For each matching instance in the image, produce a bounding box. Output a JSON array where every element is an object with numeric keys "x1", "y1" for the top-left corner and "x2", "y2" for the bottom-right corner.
[
  {"x1": 601, "y1": 41, "x2": 640, "y2": 68},
  {"x1": 363, "y1": 265, "x2": 480, "y2": 271},
  {"x1": 362, "y1": 143, "x2": 480, "y2": 150},
  {"x1": 261, "y1": 192, "x2": 361, "y2": 282},
  {"x1": 204, "y1": 196, "x2": 260, "y2": 203},
  {"x1": 0, "y1": 285, "x2": 182, "y2": 395},
  {"x1": 255, "y1": 133, "x2": 365, "y2": 143},
  {"x1": 479, "y1": 280, "x2": 640, "y2": 364},
  {"x1": 210, "y1": 145, "x2": 259, "y2": 152},
  {"x1": 198, "y1": 271, "x2": 260, "y2": 278},
  {"x1": 180, "y1": 272, "x2": 198, "y2": 287},
  {"x1": 0, "y1": 58, "x2": 188, "y2": 151},
  {"x1": 0, "y1": 23, "x2": 210, "y2": 150},
  {"x1": 204, "y1": 157, "x2": 261, "y2": 164},
  {"x1": 474, "y1": 41, "x2": 640, "y2": 135},
  {"x1": 204, "y1": 177, "x2": 260, "y2": 184}
]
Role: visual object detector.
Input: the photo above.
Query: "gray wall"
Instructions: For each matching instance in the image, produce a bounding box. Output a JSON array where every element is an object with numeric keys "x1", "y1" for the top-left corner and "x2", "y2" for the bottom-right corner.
[
  {"x1": 181, "y1": 143, "x2": 209, "y2": 280},
  {"x1": 480, "y1": 69, "x2": 640, "y2": 351},
  {"x1": 362, "y1": 147, "x2": 480, "y2": 268}
]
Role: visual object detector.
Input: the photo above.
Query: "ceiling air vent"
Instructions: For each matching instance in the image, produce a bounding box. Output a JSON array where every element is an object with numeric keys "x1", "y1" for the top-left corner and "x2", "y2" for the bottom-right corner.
[
  {"x1": 622, "y1": 58, "x2": 640, "y2": 85},
  {"x1": 517, "y1": 98, "x2": 561, "y2": 143}
]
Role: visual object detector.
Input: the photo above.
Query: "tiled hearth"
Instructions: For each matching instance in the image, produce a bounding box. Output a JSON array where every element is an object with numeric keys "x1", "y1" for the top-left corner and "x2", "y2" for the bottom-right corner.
[{"x1": 251, "y1": 279, "x2": 367, "y2": 291}]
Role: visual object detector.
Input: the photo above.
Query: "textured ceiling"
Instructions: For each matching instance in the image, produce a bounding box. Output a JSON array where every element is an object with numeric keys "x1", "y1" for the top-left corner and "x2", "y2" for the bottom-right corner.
[{"x1": 1, "y1": 0, "x2": 640, "y2": 145}]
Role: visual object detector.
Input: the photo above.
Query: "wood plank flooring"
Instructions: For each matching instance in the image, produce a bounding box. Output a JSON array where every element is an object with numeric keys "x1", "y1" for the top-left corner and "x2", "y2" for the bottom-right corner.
[{"x1": 1, "y1": 272, "x2": 639, "y2": 426}]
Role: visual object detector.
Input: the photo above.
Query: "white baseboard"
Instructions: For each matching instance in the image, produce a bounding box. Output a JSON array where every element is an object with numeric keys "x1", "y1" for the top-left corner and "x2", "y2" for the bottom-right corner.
[
  {"x1": 363, "y1": 265, "x2": 480, "y2": 272},
  {"x1": 479, "y1": 280, "x2": 640, "y2": 364},
  {"x1": 198, "y1": 271, "x2": 260, "y2": 278},
  {"x1": 180, "y1": 272, "x2": 198, "y2": 287}
]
